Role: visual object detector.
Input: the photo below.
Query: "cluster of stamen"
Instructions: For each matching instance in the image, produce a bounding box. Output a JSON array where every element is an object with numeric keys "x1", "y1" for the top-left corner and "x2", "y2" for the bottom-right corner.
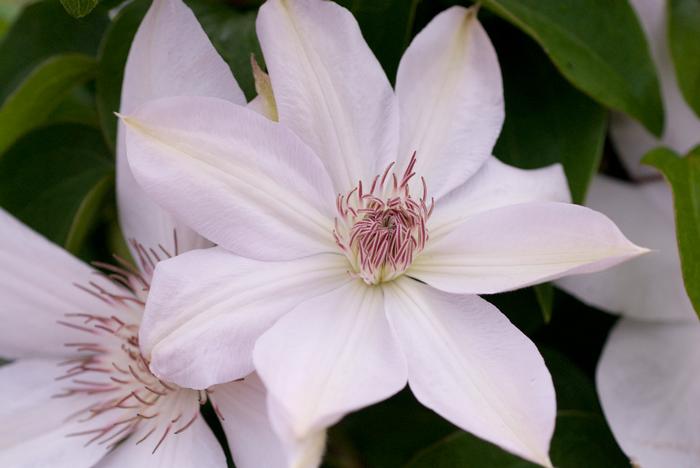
[
  {"x1": 334, "y1": 152, "x2": 434, "y2": 285},
  {"x1": 53, "y1": 236, "x2": 220, "y2": 454}
]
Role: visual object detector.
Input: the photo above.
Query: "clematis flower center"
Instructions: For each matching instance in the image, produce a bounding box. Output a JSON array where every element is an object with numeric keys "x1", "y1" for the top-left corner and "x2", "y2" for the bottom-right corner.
[
  {"x1": 54, "y1": 245, "x2": 218, "y2": 454},
  {"x1": 334, "y1": 153, "x2": 434, "y2": 285}
]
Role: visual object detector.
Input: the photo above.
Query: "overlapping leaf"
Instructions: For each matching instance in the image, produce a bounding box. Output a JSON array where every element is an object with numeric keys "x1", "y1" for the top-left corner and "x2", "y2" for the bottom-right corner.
[
  {"x1": 480, "y1": 0, "x2": 663, "y2": 135},
  {"x1": 644, "y1": 146, "x2": 700, "y2": 317}
]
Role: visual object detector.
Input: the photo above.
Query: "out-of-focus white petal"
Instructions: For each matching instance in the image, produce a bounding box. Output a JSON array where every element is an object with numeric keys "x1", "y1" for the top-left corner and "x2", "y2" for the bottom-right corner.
[
  {"x1": 410, "y1": 202, "x2": 648, "y2": 295},
  {"x1": 383, "y1": 278, "x2": 554, "y2": 466},
  {"x1": 97, "y1": 416, "x2": 226, "y2": 468},
  {"x1": 0, "y1": 209, "x2": 117, "y2": 359},
  {"x1": 429, "y1": 157, "x2": 571, "y2": 241},
  {"x1": 211, "y1": 374, "x2": 315, "y2": 468},
  {"x1": 123, "y1": 96, "x2": 338, "y2": 261},
  {"x1": 395, "y1": 6, "x2": 503, "y2": 198},
  {"x1": 0, "y1": 359, "x2": 108, "y2": 468},
  {"x1": 256, "y1": 0, "x2": 398, "y2": 190},
  {"x1": 253, "y1": 281, "x2": 407, "y2": 441},
  {"x1": 610, "y1": 0, "x2": 700, "y2": 180},
  {"x1": 140, "y1": 247, "x2": 351, "y2": 389},
  {"x1": 117, "y1": 0, "x2": 242, "y2": 256},
  {"x1": 557, "y1": 176, "x2": 694, "y2": 321},
  {"x1": 597, "y1": 319, "x2": 700, "y2": 467}
]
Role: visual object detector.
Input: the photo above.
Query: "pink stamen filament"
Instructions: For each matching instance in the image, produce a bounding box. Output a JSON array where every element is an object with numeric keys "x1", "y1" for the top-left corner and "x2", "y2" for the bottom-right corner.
[
  {"x1": 334, "y1": 152, "x2": 434, "y2": 284},
  {"x1": 53, "y1": 232, "x2": 209, "y2": 455}
]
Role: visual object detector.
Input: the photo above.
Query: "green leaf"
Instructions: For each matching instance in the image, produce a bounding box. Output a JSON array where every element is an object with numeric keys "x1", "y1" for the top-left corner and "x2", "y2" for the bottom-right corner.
[
  {"x1": 0, "y1": 0, "x2": 108, "y2": 104},
  {"x1": 47, "y1": 86, "x2": 100, "y2": 128},
  {"x1": 549, "y1": 412, "x2": 628, "y2": 467},
  {"x1": 0, "y1": 53, "x2": 96, "y2": 155},
  {"x1": 668, "y1": 0, "x2": 700, "y2": 117},
  {"x1": 96, "y1": 0, "x2": 150, "y2": 151},
  {"x1": 538, "y1": 289, "x2": 618, "y2": 375},
  {"x1": 534, "y1": 283, "x2": 554, "y2": 323},
  {"x1": 480, "y1": 0, "x2": 664, "y2": 136},
  {"x1": 405, "y1": 432, "x2": 535, "y2": 468},
  {"x1": 540, "y1": 348, "x2": 601, "y2": 414},
  {"x1": 335, "y1": 0, "x2": 419, "y2": 81},
  {"x1": 60, "y1": 0, "x2": 99, "y2": 18},
  {"x1": 0, "y1": 3, "x2": 19, "y2": 40},
  {"x1": 326, "y1": 390, "x2": 456, "y2": 467},
  {"x1": 643, "y1": 146, "x2": 700, "y2": 317},
  {"x1": 405, "y1": 412, "x2": 627, "y2": 468},
  {"x1": 489, "y1": 19, "x2": 607, "y2": 204},
  {"x1": 185, "y1": 0, "x2": 262, "y2": 100},
  {"x1": 487, "y1": 288, "x2": 546, "y2": 337},
  {"x1": 0, "y1": 124, "x2": 114, "y2": 254}
]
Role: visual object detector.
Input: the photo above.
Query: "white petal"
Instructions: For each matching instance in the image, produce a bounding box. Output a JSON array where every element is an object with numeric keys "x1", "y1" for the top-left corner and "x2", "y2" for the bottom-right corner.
[
  {"x1": 211, "y1": 374, "x2": 317, "y2": 468},
  {"x1": 256, "y1": 0, "x2": 398, "y2": 190},
  {"x1": 253, "y1": 281, "x2": 407, "y2": 440},
  {"x1": 117, "y1": 0, "x2": 242, "y2": 257},
  {"x1": 396, "y1": 6, "x2": 503, "y2": 198},
  {"x1": 0, "y1": 359, "x2": 108, "y2": 468},
  {"x1": 411, "y1": 201, "x2": 648, "y2": 295},
  {"x1": 429, "y1": 157, "x2": 571, "y2": 241},
  {"x1": 123, "y1": 96, "x2": 338, "y2": 261},
  {"x1": 140, "y1": 247, "x2": 351, "y2": 389},
  {"x1": 557, "y1": 177, "x2": 694, "y2": 321},
  {"x1": 266, "y1": 398, "x2": 327, "y2": 468},
  {"x1": 247, "y1": 95, "x2": 276, "y2": 120},
  {"x1": 597, "y1": 319, "x2": 700, "y2": 467},
  {"x1": 610, "y1": 0, "x2": 700, "y2": 180},
  {"x1": 0, "y1": 209, "x2": 116, "y2": 359},
  {"x1": 97, "y1": 416, "x2": 226, "y2": 468},
  {"x1": 383, "y1": 278, "x2": 554, "y2": 466}
]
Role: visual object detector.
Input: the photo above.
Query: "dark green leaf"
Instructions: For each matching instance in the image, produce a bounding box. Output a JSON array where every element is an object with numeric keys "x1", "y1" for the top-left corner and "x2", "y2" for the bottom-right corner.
[
  {"x1": 0, "y1": 0, "x2": 108, "y2": 104},
  {"x1": 0, "y1": 53, "x2": 96, "y2": 155},
  {"x1": 185, "y1": 0, "x2": 262, "y2": 100},
  {"x1": 60, "y1": 0, "x2": 99, "y2": 18},
  {"x1": 47, "y1": 86, "x2": 100, "y2": 128},
  {"x1": 486, "y1": 288, "x2": 546, "y2": 337},
  {"x1": 405, "y1": 432, "x2": 535, "y2": 468},
  {"x1": 536, "y1": 289, "x2": 617, "y2": 375},
  {"x1": 0, "y1": 124, "x2": 114, "y2": 254},
  {"x1": 549, "y1": 412, "x2": 628, "y2": 467},
  {"x1": 540, "y1": 348, "x2": 601, "y2": 414},
  {"x1": 335, "y1": 0, "x2": 419, "y2": 81},
  {"x1": 480, "y1": 0, "x2": 664, "y2": 136},
  {"x1": 488, "y1": 19, "x2": 606, "y2": 204},
  {"x1": 668, "y1": 0, "x2": 700, "y2": 117},
  {"x1": 643, "y1": 146, "x2": 700, "y2": 317},
  {"x1": 96, "y1": 0, "x2": 150, "y2": 151},
  {"x1": 325, "y1": 389, "x2": 456, "y2": 468}
]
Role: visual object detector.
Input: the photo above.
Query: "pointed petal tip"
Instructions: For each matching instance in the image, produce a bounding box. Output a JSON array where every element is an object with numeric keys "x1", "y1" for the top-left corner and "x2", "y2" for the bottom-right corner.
[
  {"x1": 540, "y1": 455, "x2": 554, "y2": 468},
  {"x1": 117, "y1": 112, "x2": 137, "y2": 128}
]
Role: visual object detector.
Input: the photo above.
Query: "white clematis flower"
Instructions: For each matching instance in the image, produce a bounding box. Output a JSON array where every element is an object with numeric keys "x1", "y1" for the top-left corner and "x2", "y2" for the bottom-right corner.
[
  {"x1": 610, "y1": 0, "x2": 700, "y2": 180},
  {"x1": 0, "y1": 0, "x2": 294, "y2": 467},
  {"x1": 558, "y1": 177, "x2": 699, "y2": 468},
  {"x1": 121, "y1": 0, "x2": 647, "y2": 465},
  {"x1": 0, "y1": 208, "x2": 286, "y2": 468}
]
